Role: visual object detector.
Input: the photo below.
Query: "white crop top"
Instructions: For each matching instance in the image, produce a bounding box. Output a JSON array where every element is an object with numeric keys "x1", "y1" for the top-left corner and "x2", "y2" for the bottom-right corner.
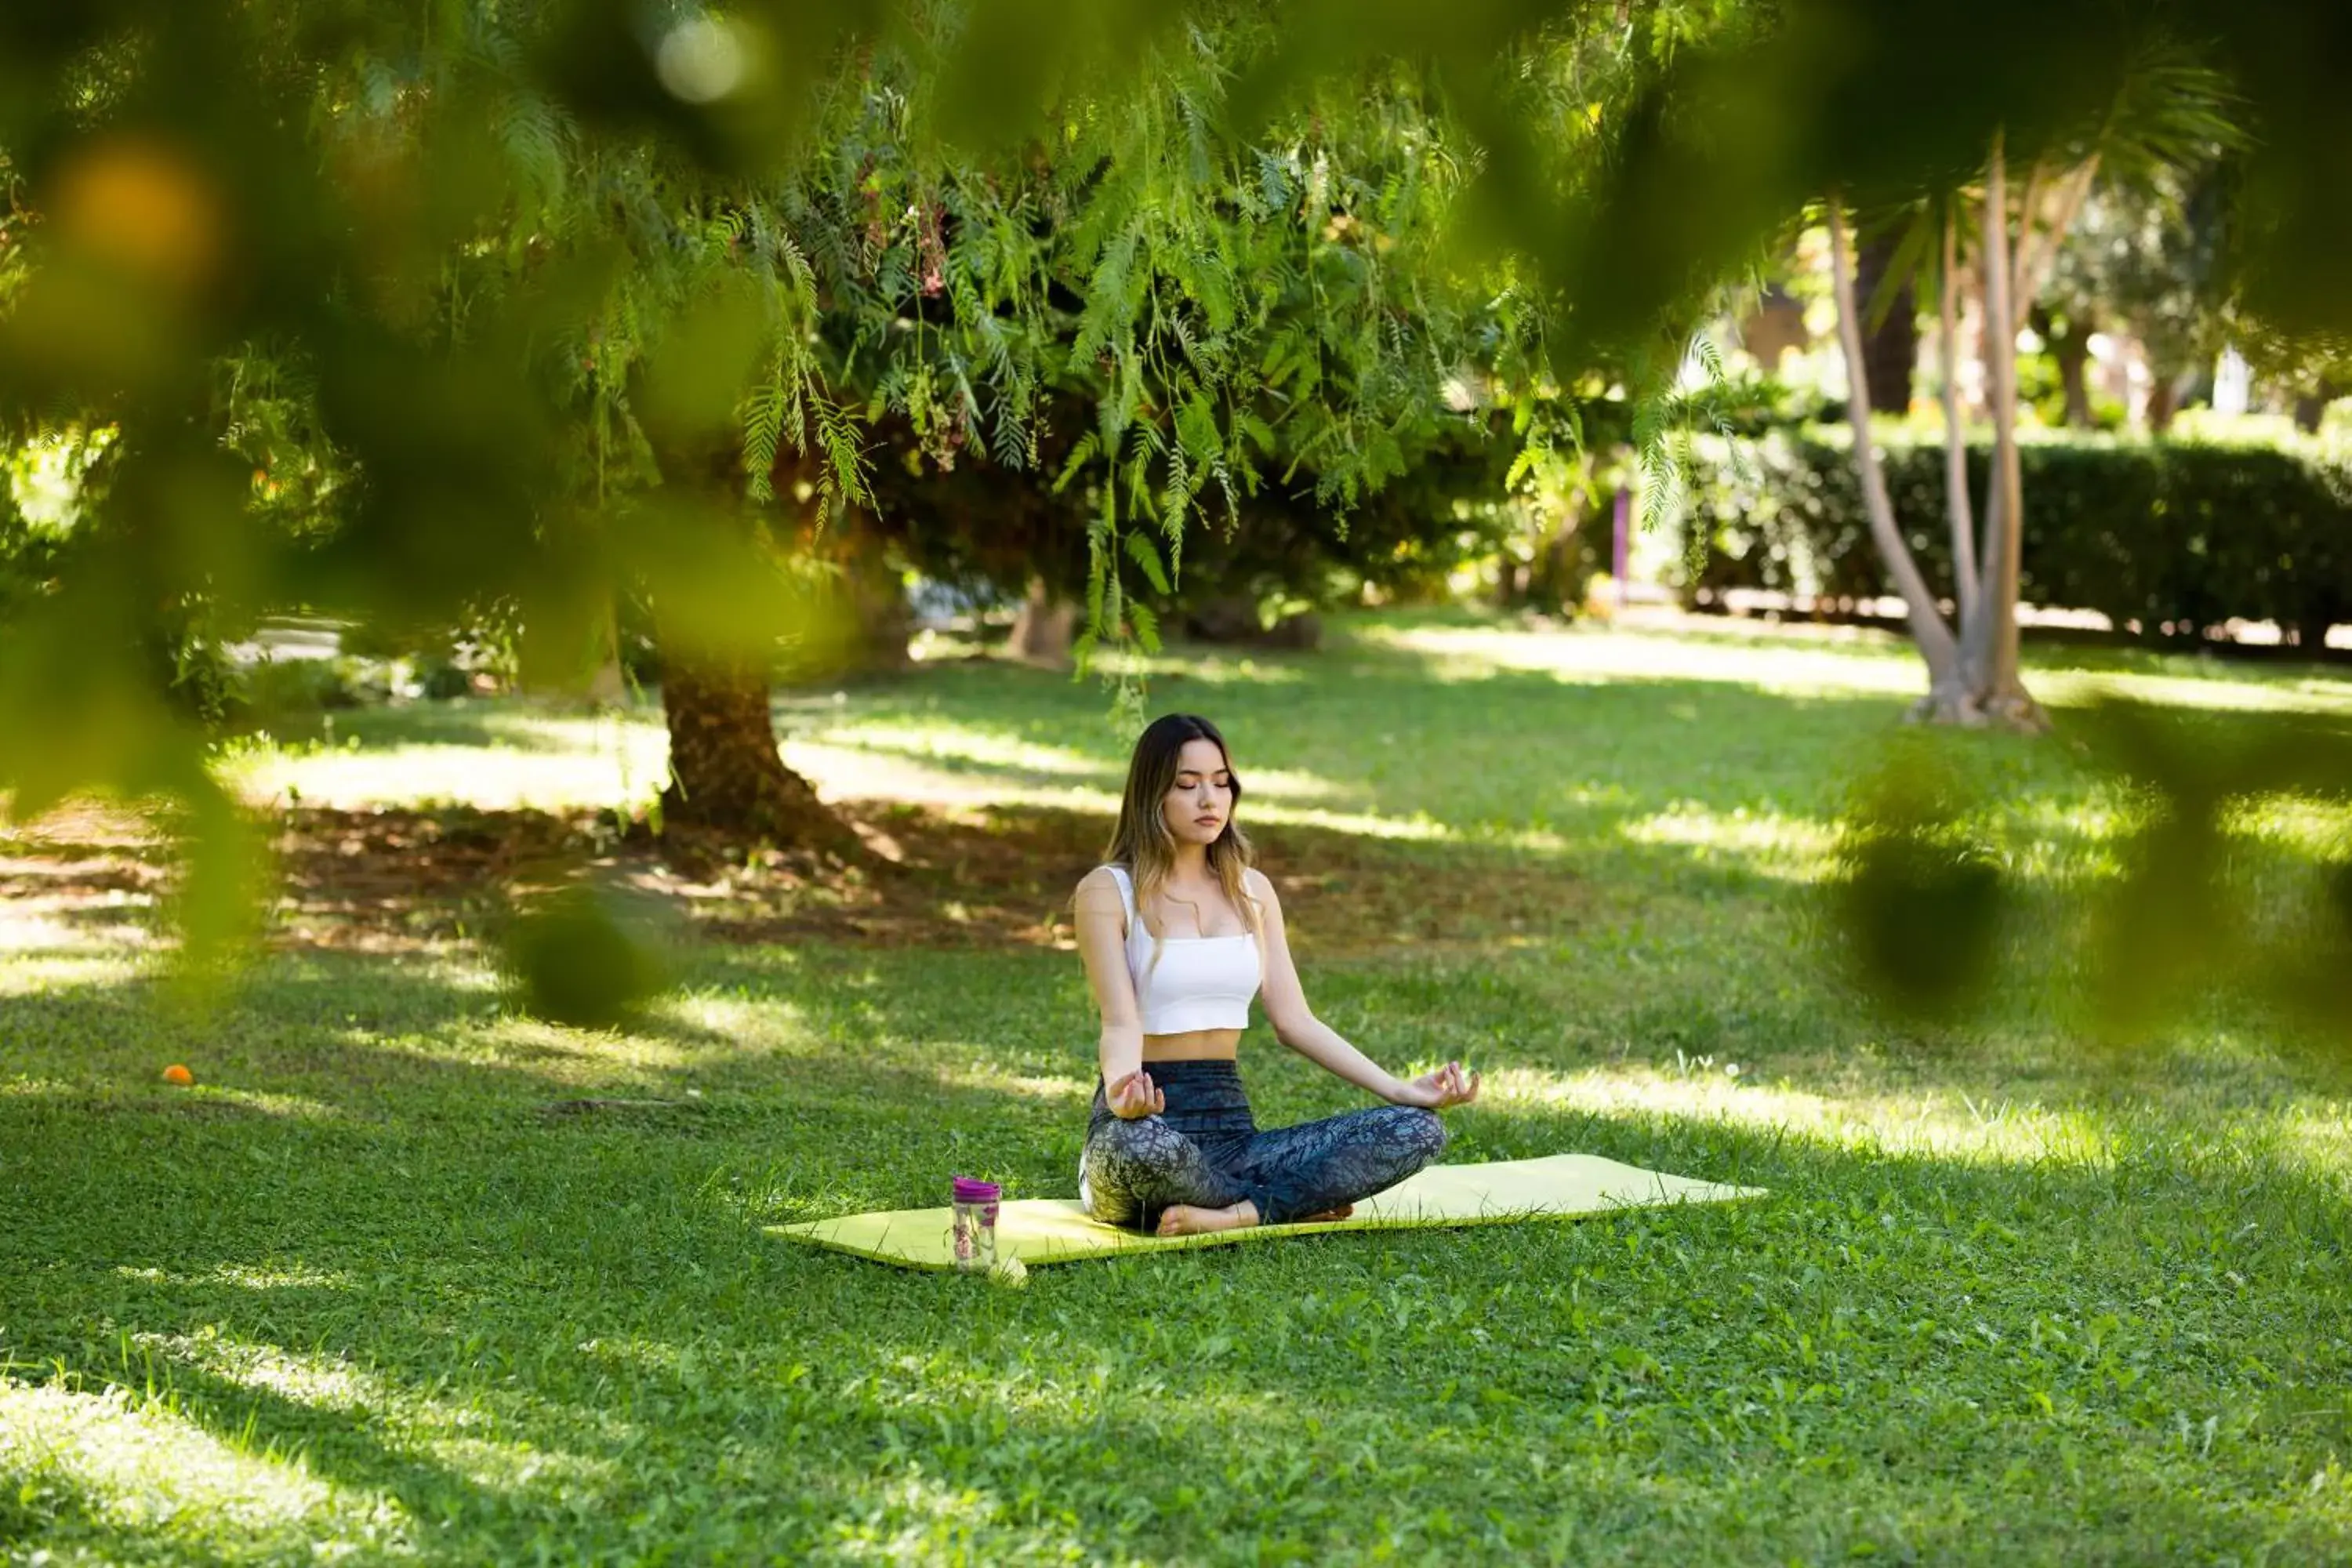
[{"x1": 1102, "y1": 864, "x2": 1261, "y2": 1033}]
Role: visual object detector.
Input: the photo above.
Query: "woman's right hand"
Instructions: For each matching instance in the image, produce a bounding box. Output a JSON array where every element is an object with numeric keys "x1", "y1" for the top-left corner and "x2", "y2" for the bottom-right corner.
[{"x1": 1107, "y1": 1069, "x2": 1165, "y2": 1120}]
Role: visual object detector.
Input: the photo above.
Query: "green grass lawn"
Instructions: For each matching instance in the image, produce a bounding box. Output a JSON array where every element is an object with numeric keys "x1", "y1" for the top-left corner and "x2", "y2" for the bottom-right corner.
[{"x1": 5, "y1": 610, "x2": 2351, "y2": 1564}]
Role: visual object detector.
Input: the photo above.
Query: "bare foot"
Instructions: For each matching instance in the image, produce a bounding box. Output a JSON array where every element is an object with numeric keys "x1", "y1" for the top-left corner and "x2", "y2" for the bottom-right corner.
[
  {"x1": 1295, "y1": 1204, "x2": 1355, "y2": 1224},
  {"x1": 1156, "y1": 1200, "x2": 1260, "y2": 1236}
]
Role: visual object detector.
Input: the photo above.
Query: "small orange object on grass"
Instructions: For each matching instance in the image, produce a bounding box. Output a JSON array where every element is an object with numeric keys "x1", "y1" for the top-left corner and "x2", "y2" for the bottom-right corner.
[{"x1": 162, "y1": 1064, "x2": 194, "y2": 1086}]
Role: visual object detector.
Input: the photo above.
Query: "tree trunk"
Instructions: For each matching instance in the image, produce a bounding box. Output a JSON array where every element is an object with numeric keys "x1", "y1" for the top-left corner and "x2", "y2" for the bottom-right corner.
[
  {"x1": 2147, "y1": 374, "x2": 2181, "y2": 434},
  {"x1": 637, "y1": 411, "x2": 851, "y2": 851},
  {"x1": 1007, "y1": 576, "x2": 1076, "y2": 666},
  {"x1": 827, "y1": 527, "x2": 913, "y2": 676},
  {"x1": 1835, "y1": 158, "x2": 2045, "y2": 733},
  {"x1": 1938, "y1": 208, "x2": 1980, "y2": 625},
  {"x1": 2052, "y1": 317, "x2": 2095, "y2": 428},
  {"x1": 2293, "y1": 379, "x2": 2336, "y2": 434},
  {"x1": 1526, "y1": 495, "x2": 1595, "y2": 615},
  {"x1": 657, "y1": 644, "x2": 847, "y2": 848},
  {"x1": 1954, "y1": 136, "x2": 2047, "y2": 733},
  {"x1": 1828, "y1": 198, "x2": 1961, "y2": 693},
  {"x1": 1853, "y1": 229, "x2": 1920, "y2": 415}
]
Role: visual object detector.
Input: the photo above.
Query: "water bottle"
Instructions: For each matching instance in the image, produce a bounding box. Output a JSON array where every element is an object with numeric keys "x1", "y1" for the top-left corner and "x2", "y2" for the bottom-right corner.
[{"x1": 951, "y1": 1177, "x2": 1000, "y2": 1272}]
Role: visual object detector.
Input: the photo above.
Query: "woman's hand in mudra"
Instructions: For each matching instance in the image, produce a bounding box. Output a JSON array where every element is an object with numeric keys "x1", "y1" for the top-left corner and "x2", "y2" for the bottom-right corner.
[
  {"x1": 1401, "y1": 1060, "x2": 1480, "y2": 1110},
  {"x1": 1107, "y1": 1069, "x2": 1166, "y2": 1120}
]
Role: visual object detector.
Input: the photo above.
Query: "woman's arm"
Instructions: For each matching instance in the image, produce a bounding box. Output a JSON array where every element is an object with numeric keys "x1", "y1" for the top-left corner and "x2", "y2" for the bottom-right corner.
[
  {"x1": 1250, "y1": 869, "x2": 1474, "y2": 1107},
  {"x1": 1073, "y1": 869, "x2": 1161, "y2": 1116}
]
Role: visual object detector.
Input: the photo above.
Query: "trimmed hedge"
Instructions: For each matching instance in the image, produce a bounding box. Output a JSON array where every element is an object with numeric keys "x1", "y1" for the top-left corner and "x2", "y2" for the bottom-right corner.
[{"x1": 1669, "y1": 429, "x2": 2352, "y2": 644}]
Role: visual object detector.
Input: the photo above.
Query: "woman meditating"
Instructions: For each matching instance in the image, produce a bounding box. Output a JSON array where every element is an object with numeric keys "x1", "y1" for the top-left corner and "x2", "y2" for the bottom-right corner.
[{"x1": 1075, "y1": 713, "x2": 1481, "y2": 1236}]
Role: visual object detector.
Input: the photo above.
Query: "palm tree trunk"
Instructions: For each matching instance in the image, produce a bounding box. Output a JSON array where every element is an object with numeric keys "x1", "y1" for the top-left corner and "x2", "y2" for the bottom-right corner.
[
  {"x1": 1853, "y1": 228, "x2": 1921, "y2": 415},
  {"x1": 2053, "y1": 322, "x2": 2095, "y2": 427}
]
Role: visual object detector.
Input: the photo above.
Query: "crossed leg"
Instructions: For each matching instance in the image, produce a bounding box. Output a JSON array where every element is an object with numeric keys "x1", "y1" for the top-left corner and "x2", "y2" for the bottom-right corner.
[
  {"x1": 1080, "y1": 1114, "x2": 1252, "y2": 1232},
  {"x1": 1228, "y1": 1105, "x2": 1448, "y2": 1225},
  {"x1": 1082, "y1": 1104, "x2": 1448, "y2": 1235}
]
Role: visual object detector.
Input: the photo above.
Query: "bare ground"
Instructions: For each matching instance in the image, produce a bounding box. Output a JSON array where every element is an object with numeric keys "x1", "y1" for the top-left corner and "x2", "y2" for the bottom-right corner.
[{"x1": 0, "y1": 798, "x2": 1584, "y2": 958}]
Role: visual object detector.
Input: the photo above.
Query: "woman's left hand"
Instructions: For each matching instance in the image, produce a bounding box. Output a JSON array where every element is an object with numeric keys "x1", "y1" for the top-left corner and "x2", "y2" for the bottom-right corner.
[{"x1": 1401, "y1": 1060, "x2": 1480, "y2": 1110}]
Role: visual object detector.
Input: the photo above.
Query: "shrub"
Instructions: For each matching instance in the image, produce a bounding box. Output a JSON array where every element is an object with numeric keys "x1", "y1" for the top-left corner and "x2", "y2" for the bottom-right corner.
[{"x1": 1668, "y1": 428, "x2": 2352, "y2": 646}]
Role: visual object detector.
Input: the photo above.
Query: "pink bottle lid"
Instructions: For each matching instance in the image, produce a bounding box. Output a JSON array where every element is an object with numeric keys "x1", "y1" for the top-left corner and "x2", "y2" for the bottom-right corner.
[{"x1": 952, "y1": 1177, "x2": 1001, "y2": 1204}]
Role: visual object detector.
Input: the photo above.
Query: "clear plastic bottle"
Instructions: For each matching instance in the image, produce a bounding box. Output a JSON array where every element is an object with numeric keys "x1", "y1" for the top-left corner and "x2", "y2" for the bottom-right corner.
[{"x1": 951, "y1": 1177, "x2": 1001, "y2": 1272}]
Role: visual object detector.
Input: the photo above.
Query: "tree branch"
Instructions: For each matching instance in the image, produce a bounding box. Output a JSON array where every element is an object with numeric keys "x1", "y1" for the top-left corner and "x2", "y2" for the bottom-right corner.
[
  {"x1": 1965, "y1": 134, "x2": 2028, "y2": 692},
  {"x1": 2014, "y1": 154, "x2": 2102, "y2": 310},
  {"x1": 1829, "y1": 195, "x2": 1958, "y2": 682},
  {"x1": 2007, "y1": 157, "x2": 2047, "y2": 308},
  {"x1": 1940, "y1": 205, "x2": 1980, "y2": 624}
]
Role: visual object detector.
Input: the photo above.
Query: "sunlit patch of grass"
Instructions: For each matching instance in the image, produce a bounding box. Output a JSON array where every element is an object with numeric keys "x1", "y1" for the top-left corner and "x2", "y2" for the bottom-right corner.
[
  {"x1": 793, "y1": 722, "x2": 1115, "y2": 780},
  {"x1": 1355, "y1": 619, "x2": 1929, "y2": 698},
  {"x1": 1485, "y1": 1064, "x2": 2118, "y2": 1167},
  {"x1": 2281, "y1": 1105, "x2": 2352, "y2": 1193},
  {"x1": 2034, "y1": 665, "x2": 2352, "y2": 716},
  {"x1": 2228, "y1": 794, "x2": 2352, "y2": 858},
  {"x1": 934, "y1": 1063, "x2": 1091, "y2": 1103},
  {"x1": 226, "y1": 738, "x2": 667, "y2": 813},
  {"x1": 781, "y1": 735, "x2": 1118, "y2": 812},
  {"x1": 0, "y1": 1379, "x2": 412, "y2": 1559},
  {"x1": 0, "y1": 952, "x2": 147, "y2": 990},
  {"x1": 114, "y1": 1263, "x2": 352, "y2": 1292},
  {"x1": 127, "y1": 1329, "x2": 623, "y2": 1500},
  {"x1": 1617, "y1": 804, "x2": 1838, "y2": 880},
  {"x1": 176, "y1": 1085, "x2": 352, "y2": 1122}
]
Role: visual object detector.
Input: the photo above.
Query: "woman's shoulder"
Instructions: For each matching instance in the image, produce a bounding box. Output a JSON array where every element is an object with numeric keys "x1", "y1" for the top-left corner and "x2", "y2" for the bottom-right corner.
[
  {"x1": 1074, "y1": 863, "x2": 1128, "y2": 902},
  {"x1": 1242, "y1": 865, "x2": 1278, "y2": 900}
]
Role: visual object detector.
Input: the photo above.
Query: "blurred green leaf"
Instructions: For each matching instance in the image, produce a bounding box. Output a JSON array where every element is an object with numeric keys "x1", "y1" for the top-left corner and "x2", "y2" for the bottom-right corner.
[
  {"x1": 1829, "y1": 743, "x2": 2008, "y2": 1018},
  {"x1": 500, "y1": 882, "x2": 676, "y2": 1030}
]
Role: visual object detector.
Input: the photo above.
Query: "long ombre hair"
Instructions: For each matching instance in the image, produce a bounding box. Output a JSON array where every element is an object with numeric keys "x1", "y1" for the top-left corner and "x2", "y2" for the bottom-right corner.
[{"x1": 1102, "y1": 713, "x2": 1263, "y2": 971}]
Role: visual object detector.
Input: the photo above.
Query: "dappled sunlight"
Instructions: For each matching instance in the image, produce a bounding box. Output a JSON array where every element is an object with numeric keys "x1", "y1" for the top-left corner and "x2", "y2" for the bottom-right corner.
[
  {"x1": 179, "y1": 1085, "x2": 352, "y2": 1122},
  {"x1": 132, "y1": 1327, "x2": 626, "y2": 1498},
  {"x1": 661, "y1": 989, "x2": 813, "y2": 1044},
  {"x1": 784, "y1": 737, "x2": 1116, "y2": 810},
  {"x1": 794, "y1": 722, "x2": 1113, "y2": 780},
  {"x1": 1986, "y1": 796, "x2": 2130, "y2": 880},
  {"x1": 115, "y1": 1261, "x2": 352, "y2": 1291},
  {"x1": 935, "y1": 1062, "x2": 1088, "y2": 1102},
  {"x1": 1486, "y1": 1064, "x2": 2118, "y2": 1168},
  {"x1": 1356, "y1": 619, "x2": 2352, "y2": 718},
  {"x1": 0, "y1": 951, "x2": 145, "y2": 991},
  {"x1": 1618, "y1": 805, "x2": 1836, "y2": 880},
  {"x1": 782, "y1": 732, "x2": 1356, "y2": 822},
  {"x1": 2038, "y1": 668, "x2": 2352, "y2": 717},
  {"x1": 1244, "y1": 800, "x2": 1558, "y2": 848},
  {"x1": 225, "y1": 731, "x2": 668, "y2": 812},
  {"x1": 1129, "y1": 650, "x2": 1312, "y2": 687},
  {"x1": 2225, "y1": 795, "x2": 2352, "y2": 858},
  {"x1": 2280, "y1": 1105, "x2": 2352, "y2": 1191},
  {"x1": 1359, "y1": 622, "x2": 1925, "y2": 699},
  {"x1": 135, "y1": 1329, "x2": 387, "y2": 1412},
  {"x1": 819, "y1": 1467, "x2": 1087, "y2": 1563},
  {"x1": 0, "y1": 1378, "x2": 412, "y2": 1555},
  {"x1": 458, "y1": 1016, "x2": 699, "y2": 1077}
]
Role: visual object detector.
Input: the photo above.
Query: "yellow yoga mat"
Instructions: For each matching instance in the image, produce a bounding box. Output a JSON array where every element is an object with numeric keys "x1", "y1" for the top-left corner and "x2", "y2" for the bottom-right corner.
[{"x1": 768, "y1": 1152, "x2": 1765, "y2": 1270}]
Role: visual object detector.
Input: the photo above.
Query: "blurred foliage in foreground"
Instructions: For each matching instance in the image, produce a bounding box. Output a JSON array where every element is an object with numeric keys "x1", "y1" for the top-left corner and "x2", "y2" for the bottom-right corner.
[{"x1": 1834, "y1": 700, "x2": 2352, "y2": 1040}]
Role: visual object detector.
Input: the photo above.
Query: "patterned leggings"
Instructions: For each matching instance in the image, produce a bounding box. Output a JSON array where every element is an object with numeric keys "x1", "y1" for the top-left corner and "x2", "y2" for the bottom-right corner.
[{"x1": 1079, "y1": 1058, "x2": 1446, "y2": 1229}]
